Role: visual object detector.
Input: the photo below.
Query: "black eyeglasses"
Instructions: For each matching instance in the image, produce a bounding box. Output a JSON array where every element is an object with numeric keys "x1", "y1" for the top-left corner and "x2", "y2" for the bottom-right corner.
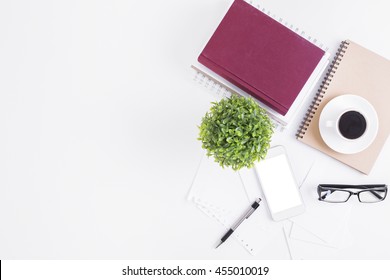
[{"x1": 317, "y1": 184, "x2": 388, "y2": 203}]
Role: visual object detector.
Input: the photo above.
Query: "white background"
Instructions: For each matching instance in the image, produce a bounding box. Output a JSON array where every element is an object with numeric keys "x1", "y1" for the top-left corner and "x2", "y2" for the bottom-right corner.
[
  {"x1": 1, "y1": 0, "x2": 390, "y2": 259},
  {"x1": 2, "y1": 260, "x2": 390, "y2": 279}
]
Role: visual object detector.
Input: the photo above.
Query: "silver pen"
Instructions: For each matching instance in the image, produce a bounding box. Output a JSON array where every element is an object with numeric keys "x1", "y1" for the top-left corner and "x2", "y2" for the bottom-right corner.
[{"x1": 216, "y1": 198, "x2": 262, "y2": 248}]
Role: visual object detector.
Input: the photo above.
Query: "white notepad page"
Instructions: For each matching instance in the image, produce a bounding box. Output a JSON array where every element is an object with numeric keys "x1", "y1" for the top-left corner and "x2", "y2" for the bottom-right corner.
[{"x1": 188, "y1": 154, "x2": 281, "y2": 255}]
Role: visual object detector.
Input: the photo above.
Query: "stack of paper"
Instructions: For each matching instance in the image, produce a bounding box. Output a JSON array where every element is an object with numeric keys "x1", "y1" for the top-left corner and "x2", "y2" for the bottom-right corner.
[
  {"x1": 188, "y1": 151, "x2": 356, "y2": 258},
  {"x1": 284, "y1": 159, "x2": 356, "y2": 259},
  {"x1": 289, "y1": 180, "x2": 352, "y2": 250},
  {"x1": 187, "y1": 154, "x2": 281, "y2": 256}
]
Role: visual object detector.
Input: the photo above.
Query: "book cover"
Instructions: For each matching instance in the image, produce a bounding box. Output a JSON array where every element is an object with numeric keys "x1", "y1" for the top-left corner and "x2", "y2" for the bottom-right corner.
[{"x1": 198, "y1": 0, "x2": 325, "y2": 116}]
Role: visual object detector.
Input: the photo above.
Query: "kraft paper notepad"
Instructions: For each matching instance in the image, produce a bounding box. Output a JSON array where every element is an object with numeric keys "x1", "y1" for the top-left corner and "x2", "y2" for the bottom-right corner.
[
  {"x1": 297, "y1": 40, "x2": 390, "y2": 174},
  {"x1": 198, "y1": 0, "x2": 326, "y2": 116}
]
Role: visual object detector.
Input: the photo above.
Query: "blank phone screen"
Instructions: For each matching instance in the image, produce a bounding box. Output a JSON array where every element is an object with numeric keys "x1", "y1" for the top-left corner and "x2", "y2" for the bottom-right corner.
[{"x1": 255, "y1": 153, "x2": 302, "y2": 213}]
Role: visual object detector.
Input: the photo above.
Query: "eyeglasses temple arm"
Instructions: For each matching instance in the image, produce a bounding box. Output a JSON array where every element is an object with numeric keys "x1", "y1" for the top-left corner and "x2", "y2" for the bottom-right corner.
[{"x1": 319, "y1": 189, "x2": 335, "y2": 200}]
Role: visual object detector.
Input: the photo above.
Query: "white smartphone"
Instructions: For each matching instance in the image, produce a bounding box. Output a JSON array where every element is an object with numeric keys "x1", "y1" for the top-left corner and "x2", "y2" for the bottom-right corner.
[{"x1": 254, "y1": 146, "x2": 305, "y2": 221}]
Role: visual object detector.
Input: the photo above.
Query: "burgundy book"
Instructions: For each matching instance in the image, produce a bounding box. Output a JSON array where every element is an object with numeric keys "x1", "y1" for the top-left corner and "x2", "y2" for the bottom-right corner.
[{"x1": 198, "y1": 0, "x2": 325, "y2": 116}]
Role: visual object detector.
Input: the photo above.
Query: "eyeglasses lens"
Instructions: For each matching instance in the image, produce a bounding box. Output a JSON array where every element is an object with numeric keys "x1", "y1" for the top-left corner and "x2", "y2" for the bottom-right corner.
[
  {"x1": 358, "y1": 189, "x2": 387, "y2": 203},
  {"x1": 320, "y1": 189, "x2": 350, "y2": 202}
]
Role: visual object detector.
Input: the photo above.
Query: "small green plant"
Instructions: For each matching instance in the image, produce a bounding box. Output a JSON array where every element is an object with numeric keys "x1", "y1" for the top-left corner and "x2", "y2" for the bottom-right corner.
[{"x1": 198, "y1": 95, "x2": 274, "y2": 170}]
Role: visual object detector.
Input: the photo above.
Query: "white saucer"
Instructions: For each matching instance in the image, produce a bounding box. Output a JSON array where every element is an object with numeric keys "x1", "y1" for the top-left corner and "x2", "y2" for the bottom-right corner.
[{"x1": 319, "y1": 95, "x2": 378, "y2": 154}]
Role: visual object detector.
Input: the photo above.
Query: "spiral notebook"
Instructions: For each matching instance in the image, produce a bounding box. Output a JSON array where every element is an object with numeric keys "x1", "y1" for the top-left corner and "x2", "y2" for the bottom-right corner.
[
  {"x1": 198, "y1": 0, "x2": 326, "y2": 116},
  {"x1": 192, "y1": 0, "x2": 330, "y2": 129},
  {"x1": 297, "y1": 40, "x2": 390, "y2": 174}
]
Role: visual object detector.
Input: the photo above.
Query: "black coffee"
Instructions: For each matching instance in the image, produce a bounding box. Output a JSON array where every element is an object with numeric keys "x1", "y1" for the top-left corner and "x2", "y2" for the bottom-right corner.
[{"x1": 338, "y1": 111, "x2": 367, "y2": 140}]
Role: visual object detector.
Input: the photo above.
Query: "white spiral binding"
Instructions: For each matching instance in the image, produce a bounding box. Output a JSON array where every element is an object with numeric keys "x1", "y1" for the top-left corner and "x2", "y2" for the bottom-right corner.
[
  {"x1": 192, "y1": 66, "x2": 285, "y2": 131},
  {"x1": 246, "y1": 0, "x2": 328, "y2": 51}
]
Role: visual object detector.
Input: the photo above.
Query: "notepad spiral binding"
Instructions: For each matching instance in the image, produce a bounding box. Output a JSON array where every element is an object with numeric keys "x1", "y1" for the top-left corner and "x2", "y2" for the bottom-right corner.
[{"x1": 296, "y1": 40, "x2": 350, "y2": 139}]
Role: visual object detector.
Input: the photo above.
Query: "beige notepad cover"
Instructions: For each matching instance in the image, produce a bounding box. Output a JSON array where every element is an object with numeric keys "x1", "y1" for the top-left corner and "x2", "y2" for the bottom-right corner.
[{"x1": 297, "y1": 40, "x2": 390, "y2": 174}]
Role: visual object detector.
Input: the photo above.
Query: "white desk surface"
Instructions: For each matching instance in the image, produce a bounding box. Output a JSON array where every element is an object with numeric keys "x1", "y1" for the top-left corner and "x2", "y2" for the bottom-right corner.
[{"x1": 1, "y1": 0, "x2": 390, "y2": 259}]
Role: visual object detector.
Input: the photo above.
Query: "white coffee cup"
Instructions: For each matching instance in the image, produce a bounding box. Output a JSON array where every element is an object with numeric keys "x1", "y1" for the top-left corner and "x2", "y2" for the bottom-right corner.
[
  {"x1": 319, "y1": 94, "x2": 379, "y2": 154},
  {"x1": 325, "y1": 109, "x2": 368, "y2": 141}
]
